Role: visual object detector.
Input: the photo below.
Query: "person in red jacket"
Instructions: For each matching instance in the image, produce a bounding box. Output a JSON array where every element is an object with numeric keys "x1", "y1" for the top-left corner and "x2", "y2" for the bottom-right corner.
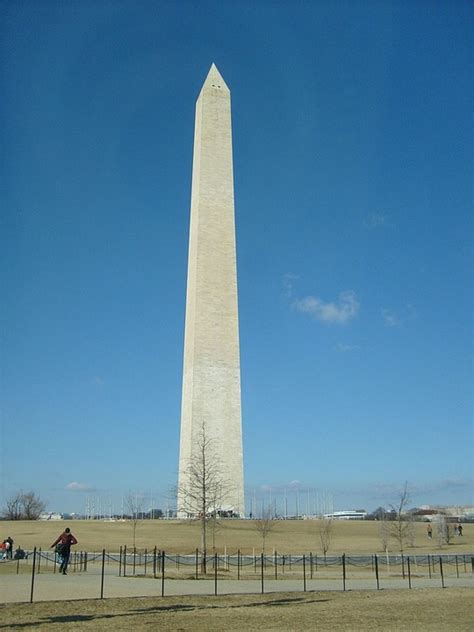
[{"x1": 50, "y1": 527, "x2": 78, "y2": 575}]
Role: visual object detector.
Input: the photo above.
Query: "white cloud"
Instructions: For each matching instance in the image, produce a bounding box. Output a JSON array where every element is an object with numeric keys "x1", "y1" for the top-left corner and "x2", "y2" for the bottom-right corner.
[
  {"x1": 294, "y1": 290, "x2": 359, "y2": 324},
  {"x1": 382, "y1": 305, "x2": 417, "y2": 327},
  {"x1": 65, "y1": 482, "x2": 96, "y2": 492},
  {"x1": 282, "y1": 273, "x2": 299, "y2": 298},
  {"x1": 336, "y1": 342, "x2": 361, "y2": 353},
  {"x1": 288, "y1": 480, "x2": 303, "y2": 489},
  {"x1": 382, "y1": 308, "x2": 401, "y2": 327},
  {"x1": 364, "y1": 212, "x2": 390, "y2": 228},
  {"x1": 367, "y1": 478, "x2": 473, "y2": 502}
]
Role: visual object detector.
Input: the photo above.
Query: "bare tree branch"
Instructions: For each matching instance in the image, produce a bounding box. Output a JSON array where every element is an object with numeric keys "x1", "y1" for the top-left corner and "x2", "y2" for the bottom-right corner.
[
  {"x1": 1, "y1": 491, "x2": 46, "y2": 520},
  {"x1": 388, "y1": 482, "x2": 415, "y2": 554},
  {"x1": 254, "y1": 508, "x2": 277, "y2": 554},
  {"x1": 125, "y1": 492, "x2": 145, "y2": 549},
  {"x1": 177, "y1": 423, "x2": 230, "y2": 573},
  {"x1": 318, "y1": 517, "x2": 333, "y2": 558}
]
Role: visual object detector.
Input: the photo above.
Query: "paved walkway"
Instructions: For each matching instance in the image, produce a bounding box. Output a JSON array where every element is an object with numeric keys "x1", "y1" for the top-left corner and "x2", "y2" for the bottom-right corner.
[{"x1": 1, "y1": 568, "x2": 473, "y2": 604}]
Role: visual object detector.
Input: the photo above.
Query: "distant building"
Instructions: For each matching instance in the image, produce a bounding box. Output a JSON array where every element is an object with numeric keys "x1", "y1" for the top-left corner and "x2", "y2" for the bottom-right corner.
[
  {"x1": 411, "y1": 505, "x2": 474, "y2": 522},
  {"x1": 38, "y1": 512, "x2": 63, "y2": 521},
  {"x1": 323, "y1": 510, "x2": 367, "y2": 520}
]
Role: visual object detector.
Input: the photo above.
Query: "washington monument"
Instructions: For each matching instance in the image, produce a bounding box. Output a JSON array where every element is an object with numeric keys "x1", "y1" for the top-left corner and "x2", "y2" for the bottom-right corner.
[{"x1": 177, "y1": 64, "x2": 244, "y2": 517}]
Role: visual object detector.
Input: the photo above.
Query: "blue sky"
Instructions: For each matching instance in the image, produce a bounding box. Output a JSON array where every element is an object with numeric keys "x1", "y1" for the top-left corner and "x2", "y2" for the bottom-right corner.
[{"x1": 1, "y1": 0, "x2": 472, "y2": 516}]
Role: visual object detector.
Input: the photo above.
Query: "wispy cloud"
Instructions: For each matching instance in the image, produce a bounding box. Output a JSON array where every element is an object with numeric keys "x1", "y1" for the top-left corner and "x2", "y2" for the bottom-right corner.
[
  {"x1": 364, "y1": 212, "x2": 390, "y2": 229},
  {"x1": 282, "y1": 273, "x2": 299, "y2": 299},
  {"x1": 367, "y1": 478, "x2": 473, "y2": 503},
  {"x1": 294, "y1": 290, "x2": 359, "y2": 324},
  {"x1": 65, "y1": 482, "x2": 96, "y2": 492},
  {"x1": 382, "y1": 305, "x2": 417, "y2": 327},
  {"x1": 336, "y1": 342, "x2": 361, "y2": 353},
  {"x1": 382, "y1": 308, "x2": 401, "y2": 327}
]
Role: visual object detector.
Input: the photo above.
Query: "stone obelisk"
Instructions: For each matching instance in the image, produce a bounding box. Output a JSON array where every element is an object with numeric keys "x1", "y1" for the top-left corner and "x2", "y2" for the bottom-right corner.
[{"x1": 177, "y1": 64, "x2": 244, "y2": 517}]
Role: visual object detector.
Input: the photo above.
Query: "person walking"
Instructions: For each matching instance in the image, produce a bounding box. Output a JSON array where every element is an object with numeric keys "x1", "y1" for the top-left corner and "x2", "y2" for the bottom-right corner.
[
  {"x1": 50, "y1": 527, "x2": 78, "y2": 575},
  {"x1": 2, "y1": 537, "x2": 13, "y2": 560}
]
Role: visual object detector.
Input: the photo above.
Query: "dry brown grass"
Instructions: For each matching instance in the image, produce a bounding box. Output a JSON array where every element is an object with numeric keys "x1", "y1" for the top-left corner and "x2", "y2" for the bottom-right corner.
[
  {"x1": 0, "y1": 588, "x2": 472, "y2": 630},
  {"x1": 1, "y1": 518, "x2": 472, "y2": 555}
]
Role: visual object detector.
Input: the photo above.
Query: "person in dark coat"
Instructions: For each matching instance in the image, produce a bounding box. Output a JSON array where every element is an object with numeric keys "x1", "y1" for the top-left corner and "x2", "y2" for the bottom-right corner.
[{"x1": 50, "y1": 527, "x2": 78, "y2": 575}]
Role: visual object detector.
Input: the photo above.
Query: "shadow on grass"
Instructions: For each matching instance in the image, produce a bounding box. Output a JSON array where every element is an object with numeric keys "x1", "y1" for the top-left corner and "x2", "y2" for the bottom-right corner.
[{"x1": 0, "y1": 595, "x2": 331, "y2": 628}]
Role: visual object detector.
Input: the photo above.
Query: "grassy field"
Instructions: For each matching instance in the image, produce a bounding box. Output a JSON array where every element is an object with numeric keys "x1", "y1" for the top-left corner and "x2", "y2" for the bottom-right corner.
[
  {"x1": 0, "y1": 588, "x2": 473, "y2": 630},
  {"x1": 1, "y1": 521, "x2": 472, "y2": 630},
  {"x1": 1, "y1": 519, "x2": 472, "y2": 555}
]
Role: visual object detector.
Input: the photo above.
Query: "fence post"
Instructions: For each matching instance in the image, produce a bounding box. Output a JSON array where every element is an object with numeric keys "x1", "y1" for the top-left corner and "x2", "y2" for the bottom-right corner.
[
  {"x1": 161, "y1": 551, "x2": 165, "y2": 597},
  {"x1": 100, "y1": 549, "x2": 106, "y2": 599},
  {"x1": 144, "y1": 548, "x2": 148, "y2": 576},
  {"x1": 118, "y1": 546, "x2": 122, "y2": 577},
  {"x1": 407, "y1": 556, "x2": 412, "y2": 589},
  {"x1": 84, "y1": 551, "x2": 88, "y2": 572},
  {"x1": 401, "y1": 554, "x2": 405, "y2": 579},
  {"x1": 123, "y1": 545, "x2": 127, "y2": 577},
  {"x1": 455, "y1": 555, "x2": 459, "y2": 578},
  {"x1": 274, "y1": 550, "x2": 278, "y2": 580},
  {"x1": 428, "y1": 554, "x2": 431, "y2": 579},
  {"x1": 30, "y1": 547, "x2": 37, "y2": 604},
  {"x1": 16, "y1": 556, "x2": 20, "y2": 575},
  {"x1": 303, "y1": 554, "x2": 307, "y2": 592},
  {"x1": 237, "y1": 549, "x2": 241, "y2": 580},
  {"x1": 439, "y1": 556, "x2": 445, "y2": 588},
  {"x1": 37, "y1": 547, "x2": 41, "y2": 574},
  {"x1": 133, "y1": 547, "x2": 136, "y2": 576},
  {"x1": 261, "y1": 553, "x2": 265, "y2": 594},
  {"x1": 310, "y1": 552, "x2": 313, "y2": 579},
  {"x1": 375, "y1": 554, "x2": 380, "y2": 590},
  {"x1": 214, "y1": 553, "x2": 218, "y2": 596},
  {"x1": 342, "y1": 554, "x2": 346, "y2": 591},
  {"x1": 195, "y1": 548, "x2": 199, "y2": 580}
]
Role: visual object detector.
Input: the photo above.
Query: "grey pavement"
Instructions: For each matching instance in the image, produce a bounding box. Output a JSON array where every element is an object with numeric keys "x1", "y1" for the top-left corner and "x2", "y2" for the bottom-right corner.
[{"x1": 1, "y1": 568, "x2": 473, "y2": 604}]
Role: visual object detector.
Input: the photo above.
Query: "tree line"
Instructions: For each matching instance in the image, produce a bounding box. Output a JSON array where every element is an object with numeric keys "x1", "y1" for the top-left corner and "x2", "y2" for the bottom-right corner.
[{"x1": 1, "y1": 491, "x2": 46, "y2": 520}]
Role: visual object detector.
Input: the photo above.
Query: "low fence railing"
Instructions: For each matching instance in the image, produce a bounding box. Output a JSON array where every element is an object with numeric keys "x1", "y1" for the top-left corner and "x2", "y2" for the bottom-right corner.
[{"x1": 1, "y1": 548, "x2": 473, "y2": 603}]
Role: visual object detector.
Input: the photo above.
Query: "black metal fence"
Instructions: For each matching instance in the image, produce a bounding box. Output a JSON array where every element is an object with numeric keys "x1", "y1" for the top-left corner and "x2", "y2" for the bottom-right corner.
[{"x1": 1, "y1": 548, "x2": 473, "y2": 603}]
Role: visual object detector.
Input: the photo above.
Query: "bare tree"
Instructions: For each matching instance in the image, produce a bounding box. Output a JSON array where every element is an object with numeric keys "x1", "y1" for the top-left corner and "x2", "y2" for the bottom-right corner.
[
  {"x1": 388, "y1": 482, "x2": 415, "y2": 554},
  {"x1": 318, "y1": 517, "x2": 333, "y2": 558},
  {"x1": 1, "y1": 494, "x2": 23, "y2": 520},
  {"x1": 177, "y1": 423, "x2": 228, "y2": 573},
  {"x1": 21, "y1": 491, "x2": 46, "y2": 520},
  {"x1": 436, "y1": 515, "x2": 451, "y2": 548},
  {"x1": 1, "y1": 491, "x2": 46, "y2": 520},
  {"x1": 254, "y1": 508, "x2": 277, "y2": 554},
  {"x1": 208, "y1": 512, "x2": 222, "y2": 553},
  {"x1": 379, "y1": 518, "x2": 390, "y2": 553},
  {"x1": 126, "y1": 492, "x2": 145, "y2": 549}
]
